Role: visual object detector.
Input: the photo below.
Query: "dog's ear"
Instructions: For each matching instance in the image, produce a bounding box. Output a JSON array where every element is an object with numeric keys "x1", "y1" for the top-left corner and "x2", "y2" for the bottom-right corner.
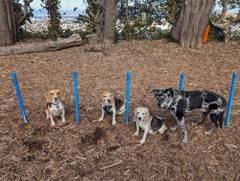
[
  {"x1": 151, "y1": 89, "x2": 159, "y2": 94},
  {"x1": 144, "y1": 107, "x2": 151, "y2": 122},
  {"x1": 133, "y1": 108, "x2": 138, "y2": 122},
  {"x1": 152, "y1": 89, "x2": 162, "y2": 96},
  {"x1": 100, "y1": 93, "x2": 104, "y2": 103},
  {"x1": 59, "y1": 90, "x2": 65, "y2": 102},
  {"x1": 46, "y1": 91, "x2": 52, "y2": 103},
  {"x1": 166, "y1": 88, "x2": 174, "y2": 97}
]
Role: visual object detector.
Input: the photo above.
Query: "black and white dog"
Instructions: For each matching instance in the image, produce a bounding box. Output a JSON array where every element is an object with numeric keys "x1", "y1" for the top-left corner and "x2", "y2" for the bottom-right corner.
[{"x1": 152, "y1": 88, "x2": 227, "y2": 143}]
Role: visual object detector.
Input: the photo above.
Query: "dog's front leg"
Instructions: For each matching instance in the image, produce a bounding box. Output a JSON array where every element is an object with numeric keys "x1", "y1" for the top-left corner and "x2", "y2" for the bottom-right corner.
[
  {"x1": 117, "y1": 105, "x2": 125, "y2": 115},
  {"x1": 179, "y1": 117, "x2": 188, "y2": 143},
  {"x1": 49, "y1": 115, "x2": 56, "y2": 126},
  {"x1": 112, "y1": 107, "x2": 117, "y2": 125},
  {"x1": 140, "y1": 127, "x2": 148, "y2": 144},
  {"x1": 134, "y1": 121, "x2": 139, "y2": 136},
  {"x1": 61, "y1": 109, "x2": 66, "y2": 123},
  {"x1": 170, "y1": 120, "x2": 178, "y2": 131},
  {"x1": 98, "y1": 108, "x2": 105, "y2": 122},
  {"x1": 46, "y1": 110, "x2": 50, "y2": 120}
]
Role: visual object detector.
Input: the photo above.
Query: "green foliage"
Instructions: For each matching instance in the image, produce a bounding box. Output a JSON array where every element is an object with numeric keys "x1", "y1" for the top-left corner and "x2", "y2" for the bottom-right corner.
[
  {"x1": 115, "y1": 17, "x2": 170, "y2": 41},
  {"x1": 208, "y1": 24, "x2": 222, "y2": 42},
  {"x1": 18, "y1": 29, "x2": 52, "y2": 41},
  {"x1": 75, "y1": 0, "x2": 104, "y2": 36}
]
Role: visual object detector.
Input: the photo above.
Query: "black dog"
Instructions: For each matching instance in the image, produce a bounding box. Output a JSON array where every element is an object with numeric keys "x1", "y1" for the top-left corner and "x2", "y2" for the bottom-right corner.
[{"x1": 152, "y1": 88, "x2": 227, "y2": 143}]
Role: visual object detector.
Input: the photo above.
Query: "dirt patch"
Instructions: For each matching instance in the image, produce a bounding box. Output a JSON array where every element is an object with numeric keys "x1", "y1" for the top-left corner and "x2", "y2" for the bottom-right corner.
[{"x1": 0, "y1": 39, "x2": 240, "y2": 180}]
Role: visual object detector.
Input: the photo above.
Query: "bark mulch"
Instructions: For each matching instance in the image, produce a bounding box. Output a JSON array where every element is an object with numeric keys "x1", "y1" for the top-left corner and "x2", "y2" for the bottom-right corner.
[{"x1": 0, "y1": 39, "x2": 240, "y2": 181}]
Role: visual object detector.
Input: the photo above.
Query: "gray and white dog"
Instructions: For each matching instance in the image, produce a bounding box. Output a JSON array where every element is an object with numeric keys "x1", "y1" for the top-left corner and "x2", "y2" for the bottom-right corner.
[{"x1": 152, "y1": 88, "x2": 226, "y2": 143}]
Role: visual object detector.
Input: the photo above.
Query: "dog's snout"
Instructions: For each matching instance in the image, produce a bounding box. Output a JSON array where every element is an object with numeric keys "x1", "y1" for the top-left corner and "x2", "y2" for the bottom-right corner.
[
  {"x1": 54, "y1": 97, "x2": 58, "y2": 101},
  {"x1": 157, "y1": 103, "x2": 161, "y2": 107},
  {"x1": 138, "y1": 117, "x2": 142, "y2": 120},
  {"x1": 108, "y1": 99, "x2": 111, "y2": 103}
]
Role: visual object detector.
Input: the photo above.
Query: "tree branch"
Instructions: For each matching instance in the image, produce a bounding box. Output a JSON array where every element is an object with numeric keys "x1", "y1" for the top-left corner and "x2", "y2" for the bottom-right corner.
[{"x1": 18, "y1": 0, "x2": 33, "y2": 25}]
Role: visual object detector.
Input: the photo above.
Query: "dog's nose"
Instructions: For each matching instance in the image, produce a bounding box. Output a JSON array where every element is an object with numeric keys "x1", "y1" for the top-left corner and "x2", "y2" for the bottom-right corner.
[
  {"x1": 108, "y1": 99, "x2": 111, "y2": 103},
  {"x1": 54, "y1": 97, "x2": 58, "y2": 101},
  {"x1": 157, "y1": 103, "x2": 161, "y2": 107},
  {"x1": 138, "y1": 117, "x2": 142, "y2": 120}
]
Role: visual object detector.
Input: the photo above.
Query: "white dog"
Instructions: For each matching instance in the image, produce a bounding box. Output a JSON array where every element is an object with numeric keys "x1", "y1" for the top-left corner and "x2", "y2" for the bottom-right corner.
[{"x1": 133, "y1": 107, "x2": 167, "y2": 144}]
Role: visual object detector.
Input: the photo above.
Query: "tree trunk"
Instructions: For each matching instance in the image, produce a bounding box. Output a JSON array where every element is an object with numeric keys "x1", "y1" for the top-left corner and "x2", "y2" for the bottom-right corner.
[
  {"x1": 0, "y1": 0, "x2": 17, "y2": 47},
  {"x1": 0, "y1": 33, "x2": 82, "y2": 56},
  {"x1": 101, "y1": 0, "x2": 118, "y2": 44},
  {"x1": 171, "y1": 0, "x2": 215, "y2": 49}
]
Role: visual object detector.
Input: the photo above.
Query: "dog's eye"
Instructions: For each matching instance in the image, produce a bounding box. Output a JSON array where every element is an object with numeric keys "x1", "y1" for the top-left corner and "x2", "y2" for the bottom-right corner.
[
  {"x1": 137, "y1": 112, "x2": 140, "y2": 114},
  {"x1": 57, "y1": 92, "x2": 60, "y2": 95},
  {"x1": 142, "y1": 113, "x2": 146, "y2": 115},
  {"x1": 51, "y1": 93, "x2": 54, "y2": 96},
  {"x1": 104, "y1": 96, "x2": 107, "y2": 97},
  {"x1": 109, "y1": 95, "x2": 112, "y2": 97}
]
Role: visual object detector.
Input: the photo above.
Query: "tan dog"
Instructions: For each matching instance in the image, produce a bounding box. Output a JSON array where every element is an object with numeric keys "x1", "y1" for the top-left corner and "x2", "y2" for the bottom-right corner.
[
  {"x1": 45, "y1": 89, "x2": 66, "y2": 126},
  {"x1": 133, "y1": 107, "x2": 167, "y2": 144},
  {"x1": 98, "y1": 91, "x2": 125, "y2": 125}
]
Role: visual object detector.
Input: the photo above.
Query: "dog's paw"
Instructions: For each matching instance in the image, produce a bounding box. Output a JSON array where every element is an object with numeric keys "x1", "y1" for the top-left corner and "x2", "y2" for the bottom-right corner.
[
  {"x1": 117, "y1": 111, "x2": 125, "y2": 115},
  {"x1": 140, "y1": 139, "x2": 145, "y2": 144},
  {"x1": 51, "y1": 122, "x2": 56, "y2": 126},
  {"x1": 204, "y1": 130, "x2": 213, "y2": 135},
  {"x1": 191, "y1": 122, "x2": 198, "y2": 126},
  {"x1": 112, "y1": 121, "x2": 116, "y2": 125},
  {"x1": 182, "y1": 138, "x2": 188, "y2": 143},
  {"x1": 134, "y1": 132, "x2": 139, "y2": 136},
  {"x1": 62, "y1": 119, "x2": 66, "y2": 124},
  {"x1": 98, "y1": 118, "x2": 103, "y2": 122},
  {"x1": 170, "y1": 126, "x2": 177, "y2": 131}
]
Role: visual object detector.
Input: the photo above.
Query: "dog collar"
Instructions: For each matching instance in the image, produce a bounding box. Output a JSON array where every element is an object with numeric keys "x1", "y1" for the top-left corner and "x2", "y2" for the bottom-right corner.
[
  {"x1": 47, "y1": 102, "x2": 60, "y2": 109},
  {"x1": 52, "y1": 103, "x2": 60, "y2": 109}
]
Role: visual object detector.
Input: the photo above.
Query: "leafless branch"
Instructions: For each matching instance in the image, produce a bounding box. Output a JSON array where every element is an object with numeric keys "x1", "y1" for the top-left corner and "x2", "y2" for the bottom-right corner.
[{"x1": 18, "y1": 0, "x2": 33, "y2": 25}]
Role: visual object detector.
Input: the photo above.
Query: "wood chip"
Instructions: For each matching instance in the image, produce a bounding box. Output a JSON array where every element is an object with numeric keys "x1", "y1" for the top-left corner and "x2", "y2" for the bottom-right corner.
[{"x1": 224, "y1": 143, "x2": 238, "y2": 150}]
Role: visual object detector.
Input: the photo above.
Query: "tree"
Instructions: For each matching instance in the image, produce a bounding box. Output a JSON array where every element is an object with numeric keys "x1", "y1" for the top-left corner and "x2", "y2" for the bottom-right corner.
[
  {"x1": 171, "y1": 0, "x2": 216, "y2": 48},
  {"x1": 210, "y1": 0, "x2": 240, "y2": 43},
  {"x1": 78, "y1": 0, "x2": 118, "y2": 44},
  {"x1": 0, "y1": 0, "x2": 17, "y2": 46},
  {"x1": 156, "y1": 0, "x2": 182, "y2": 26},
  {"x1": 0, "y1": 0, "x2": 33, "y2": 47},
  {"x1": 41, "y1": 0, "x2": 62, "y2": 40},
  {"x1": 102, "y1": 0, "x2": 118, "y2": 44}
]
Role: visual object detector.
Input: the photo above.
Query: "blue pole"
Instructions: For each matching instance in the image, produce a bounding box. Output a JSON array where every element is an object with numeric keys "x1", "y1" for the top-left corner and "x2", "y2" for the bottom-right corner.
[
  {"x1": 125, "y1": 72, "x2": 131, "y2": 125},
  {"x1": 225, "y1": 73, "x2": 238, "y2": 126},
  {"x1": 73, "y1": 71, "x2": 80, "y2": 124},
  {"x1": 179, "y1": 73, "x2": 185, "y2": 91},
  {"x1": 11, "y1": 72, "x2": 27, "y2": 123}
]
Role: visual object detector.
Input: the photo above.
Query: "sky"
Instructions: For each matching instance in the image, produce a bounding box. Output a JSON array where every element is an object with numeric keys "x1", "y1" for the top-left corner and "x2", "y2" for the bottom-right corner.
[
  {"x1": 19, "y1": 0, "x2": 87, "y2": 11},
  {"x1": 19, "y1": 0, "x2": 239, "y2": 14}
]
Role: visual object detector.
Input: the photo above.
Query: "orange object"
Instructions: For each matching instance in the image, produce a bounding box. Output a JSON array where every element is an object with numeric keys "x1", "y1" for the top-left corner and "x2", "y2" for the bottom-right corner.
[{"x1": 203, "y1": 25, "x2": 210, "y2": 43}]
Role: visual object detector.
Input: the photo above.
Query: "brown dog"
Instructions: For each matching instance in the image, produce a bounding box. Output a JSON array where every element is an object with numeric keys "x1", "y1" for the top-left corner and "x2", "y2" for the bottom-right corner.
[
  {"x1": 98, "y1": 91, "x2": 125, "y2": 125},
  {"x1": 45, "y1": 89, "x2": 66, "y2": 126}
]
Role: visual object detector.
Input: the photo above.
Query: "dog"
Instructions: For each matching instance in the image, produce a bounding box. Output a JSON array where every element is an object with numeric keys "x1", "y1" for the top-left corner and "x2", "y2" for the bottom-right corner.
[
  {"x1": 133, "y1": 107, "x2": 167, "y2": 144},
  {"x1": 152, "y1": 88, "x2": 226, "y2": 143},
  {"x1": 98, "y1": 91, "x2": 125, "y2": 125},
  {"x1": 45, "y1": 89, "x2": 66, "y2": 126}
]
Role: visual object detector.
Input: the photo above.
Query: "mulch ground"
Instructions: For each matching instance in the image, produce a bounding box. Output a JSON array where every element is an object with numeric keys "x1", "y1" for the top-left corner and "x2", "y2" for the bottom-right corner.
[{"x1": 0, "y1": 39, "x2": 240, "y2": 181}]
